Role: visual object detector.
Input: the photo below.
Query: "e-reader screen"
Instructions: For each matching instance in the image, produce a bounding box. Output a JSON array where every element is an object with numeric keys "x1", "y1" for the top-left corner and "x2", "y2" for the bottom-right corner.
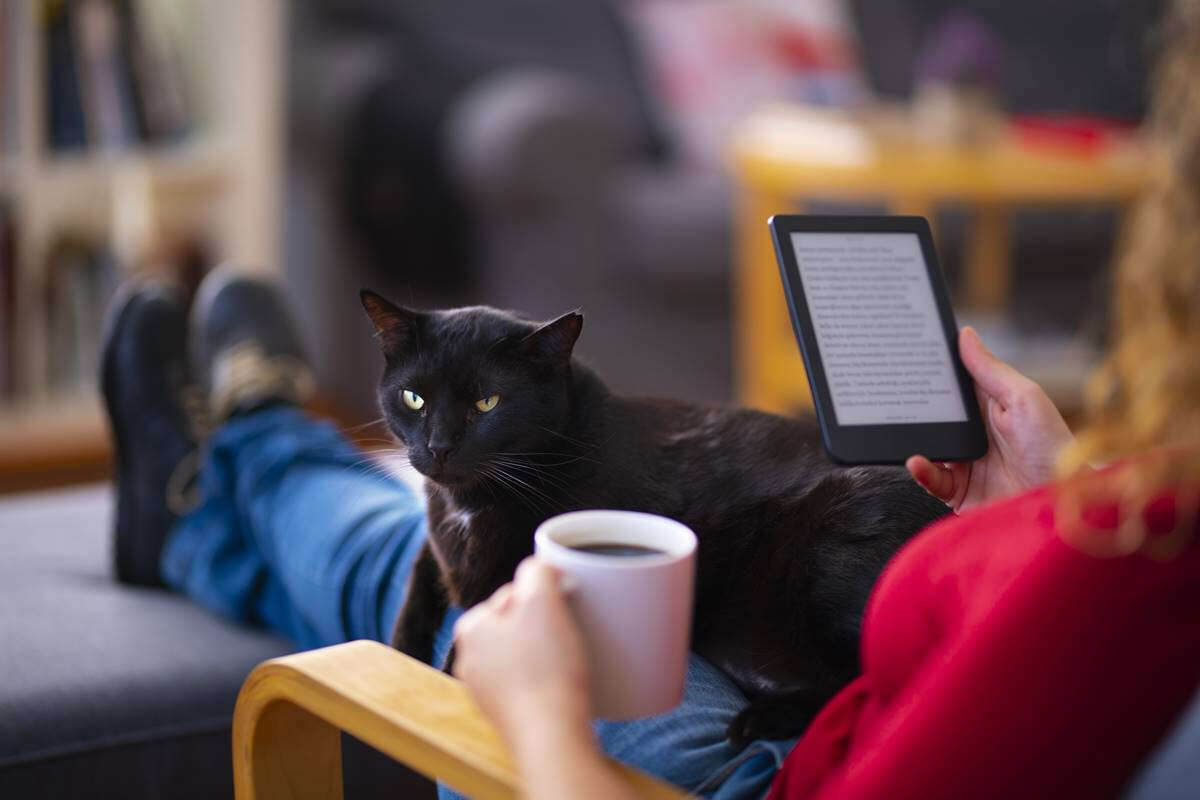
[
  {"x1": 769, "y1": 215, "x2": 987, "y2": 464},
  {"x1": 788, "y1": 231, "x2": 968, "y2": 427}
]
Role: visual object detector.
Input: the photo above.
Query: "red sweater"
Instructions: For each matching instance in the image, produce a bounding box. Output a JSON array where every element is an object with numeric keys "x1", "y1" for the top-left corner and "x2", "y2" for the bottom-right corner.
[{"x1": 768, "y1": 482, "x2": 1200, "y2": 799}]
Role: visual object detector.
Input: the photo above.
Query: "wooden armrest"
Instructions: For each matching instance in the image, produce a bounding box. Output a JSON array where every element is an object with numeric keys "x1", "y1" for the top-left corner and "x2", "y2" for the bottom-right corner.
[{"x1": 233, "y1": 640, "x2": 690, "y2": 799}]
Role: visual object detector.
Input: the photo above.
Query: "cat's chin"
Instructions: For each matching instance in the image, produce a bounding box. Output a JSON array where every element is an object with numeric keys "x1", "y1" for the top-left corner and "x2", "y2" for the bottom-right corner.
[{"x1": 419, "y1": 467, "x2": 475, "y2": 489}]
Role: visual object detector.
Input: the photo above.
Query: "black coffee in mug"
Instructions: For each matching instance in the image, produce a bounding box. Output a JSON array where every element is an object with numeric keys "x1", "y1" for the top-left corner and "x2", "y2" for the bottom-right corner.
[{"x1": 569, "y1": 542, "x2": 665, "y2": 557}]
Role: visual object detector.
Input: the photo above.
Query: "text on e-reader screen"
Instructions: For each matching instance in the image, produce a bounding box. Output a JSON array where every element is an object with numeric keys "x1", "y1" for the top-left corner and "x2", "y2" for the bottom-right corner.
[{"x1": 790, "y1": 231, "x2": 968, "y2": 426}]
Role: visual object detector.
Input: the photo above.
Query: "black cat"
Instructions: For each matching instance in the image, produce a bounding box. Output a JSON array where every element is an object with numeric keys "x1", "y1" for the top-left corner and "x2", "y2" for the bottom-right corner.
[{"x1": 360, "y1": 290, "x2": 949, "y2": 744}]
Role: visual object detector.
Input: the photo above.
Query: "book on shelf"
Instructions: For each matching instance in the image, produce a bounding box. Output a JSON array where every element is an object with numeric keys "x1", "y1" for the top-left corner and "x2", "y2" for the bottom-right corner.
[
  {"x1": 1, "y1": 0, "x2": 19, "y2": 156},
  {"x1": 72, "y1": 0, "x2": 141, "y2": 150},
  {"x1": 46, "y1": 0, "x2": 88, "y2": 150},
  {"x1": 45, "y1": 0, "x2": 192, "y2": 153},
  {"x1": 128, "y1": 0, "x2": 190, "y2": 143}
]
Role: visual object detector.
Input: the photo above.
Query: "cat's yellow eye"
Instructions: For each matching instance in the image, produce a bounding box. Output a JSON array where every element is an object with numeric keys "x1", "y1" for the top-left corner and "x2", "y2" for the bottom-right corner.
[
  {"x1": 402, "y1": 390, "x2": 425, "y2": 411},
  {"x1": 475, "y1": 394, "x2": 500, "y2": 413}
]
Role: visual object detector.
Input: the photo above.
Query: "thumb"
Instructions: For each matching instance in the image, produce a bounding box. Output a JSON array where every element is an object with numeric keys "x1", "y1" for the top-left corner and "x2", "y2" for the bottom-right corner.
[
  {"x1": 958, "y1": 327, "x2": 1027, "y2": 406},
  {"x1": 906, "y1": 455, "x2": 958, "y2": 503}
]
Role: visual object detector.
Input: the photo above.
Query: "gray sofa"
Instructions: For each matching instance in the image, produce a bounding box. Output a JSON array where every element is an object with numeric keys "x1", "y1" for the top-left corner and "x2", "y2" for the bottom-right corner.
[{"x1": 0, "y1": 485, "x2": 432, "y2": 799}]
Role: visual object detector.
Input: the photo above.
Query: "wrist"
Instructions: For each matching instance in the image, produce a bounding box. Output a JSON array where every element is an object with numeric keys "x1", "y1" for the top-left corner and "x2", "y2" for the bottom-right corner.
[
  {"x1": 502, "y1": 690, "x2": 593, "y2": 757},
  {"x1": 505, "y1": 704, "x2": 632, "y2": 800},
  {"x1": 509, "y1": 716, "x2": 598, "y2": 785}
]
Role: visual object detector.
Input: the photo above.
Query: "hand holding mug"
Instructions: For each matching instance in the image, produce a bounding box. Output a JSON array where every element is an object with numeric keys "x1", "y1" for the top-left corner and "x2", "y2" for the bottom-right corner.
[{"x1": 452, "y1": 558, "x2": 592, "y2": 743}]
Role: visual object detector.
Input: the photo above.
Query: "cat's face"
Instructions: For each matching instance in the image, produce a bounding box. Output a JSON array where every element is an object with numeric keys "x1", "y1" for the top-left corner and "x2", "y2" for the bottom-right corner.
[{"x1": 360, "y1": 290, "x2": 582, "y2": 487}]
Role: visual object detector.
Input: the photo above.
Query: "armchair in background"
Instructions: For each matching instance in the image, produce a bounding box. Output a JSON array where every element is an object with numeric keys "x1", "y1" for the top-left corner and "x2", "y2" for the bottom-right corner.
[{"x1": 284, "y1": 0, "x2": 733, "y2": 423}]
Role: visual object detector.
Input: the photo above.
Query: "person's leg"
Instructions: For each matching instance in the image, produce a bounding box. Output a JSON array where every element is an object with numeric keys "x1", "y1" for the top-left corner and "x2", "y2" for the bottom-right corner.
[
  {"x1": 162, "y1": 405, "x2": 426, "y2": 649},
  {"x1": 594, "y1": 657, "x2": 794, "y2": 800},
  {"x1": 107, "y1": 267, "x2": 427, "y2": 649},
  {"x1": 431, "y1": 613, "x2": 790, "y2": 800}
]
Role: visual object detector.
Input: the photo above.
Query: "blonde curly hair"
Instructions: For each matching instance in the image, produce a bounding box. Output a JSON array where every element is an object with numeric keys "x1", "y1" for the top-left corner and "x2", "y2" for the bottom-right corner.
[{"x1": 1057, "y1": 0, "x2": 1200, "y2": 556}]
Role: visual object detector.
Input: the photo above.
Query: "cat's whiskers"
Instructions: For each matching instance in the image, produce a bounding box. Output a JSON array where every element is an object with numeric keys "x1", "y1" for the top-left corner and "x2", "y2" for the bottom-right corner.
[
  {"x1": 475, "y1": 470, "x2": 500, "y2": 504},
  {"x1": 531, "y1": 424, "x2": 599, "y2": 451},
  {"x1": 473, "y1": 460, "x2": 541, "y2": 510},
  {"x1": 354, "y1": 441, "x2": 409, "y2": 452},
  {"x1": 480, "y1": 460, "x2": 564, "y2": 511},
  {"x1": 267, "y1": 442, "x2": 411, "y2": 479},
  {"x1": 356, "y1": 443, "x2": 411, "y2": 458},
  {"x1": 476, "y1": 464, "x2": 547, "y2": 515},
  {"x1": 338, "y1": 416, "x2": 387, "y2": 436},
  {"x1": 487, "y1": 453, "x2": 575, "y2": 488},
  {"x1": 491, "y1": 469, "x2": 559, "y2": 510},
  {"x1": 345, "y1": 463, "x2": 394, "y2": 483},
  {"x1": 491, "y1": 450, "x2": 601, "y2": 467},
  {"x1": 342, "y1": 444, "x2": 416, "y2": 483},
  {"x1": 346, "y1": 457, "x2": 407, "y2": 481},
  {"x1": 488, "y1": 454, "x2": 569, "y2": 478},
  {"x1": 487, "y1": 456, "x2": 583, "y2": 503}
]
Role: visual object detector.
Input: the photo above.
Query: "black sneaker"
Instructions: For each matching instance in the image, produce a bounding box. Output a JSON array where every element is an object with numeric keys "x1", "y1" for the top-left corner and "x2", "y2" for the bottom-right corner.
[
  {"x1": 190, "y1": 266, "x2": 314, "y2": 422},
  {"x1": 101, "y1": 280, "x2": 197, "y2": 587}
]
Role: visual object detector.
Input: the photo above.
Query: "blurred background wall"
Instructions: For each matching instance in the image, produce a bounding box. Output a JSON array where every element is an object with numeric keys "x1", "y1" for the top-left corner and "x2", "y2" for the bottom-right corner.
[{"x1": 0, "y1": 0, "x2": 1168, "y2": 488}]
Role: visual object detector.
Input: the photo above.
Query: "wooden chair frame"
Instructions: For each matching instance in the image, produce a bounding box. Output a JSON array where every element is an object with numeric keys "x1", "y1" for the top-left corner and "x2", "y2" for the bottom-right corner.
[{"x1": 232, "y1": 640, "x2": 689, "y2": 799}]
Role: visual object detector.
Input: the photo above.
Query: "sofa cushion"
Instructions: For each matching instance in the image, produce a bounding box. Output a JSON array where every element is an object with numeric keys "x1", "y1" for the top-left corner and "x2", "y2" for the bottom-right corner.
[
  {"x1": 0, "y1": 483, "x2": 435, "y2": 799},
  {"x1": 0, "y1": 484, "x2": 295, "y2": 769},
  {"x1": 0, "y1": 482, "x2": 440, "y2": 800}
]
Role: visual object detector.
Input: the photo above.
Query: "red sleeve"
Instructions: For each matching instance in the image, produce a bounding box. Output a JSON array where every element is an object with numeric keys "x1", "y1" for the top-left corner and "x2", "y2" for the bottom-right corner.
[{"x1": 770, "y1": 514, "x2": 1200, "y2": 799}]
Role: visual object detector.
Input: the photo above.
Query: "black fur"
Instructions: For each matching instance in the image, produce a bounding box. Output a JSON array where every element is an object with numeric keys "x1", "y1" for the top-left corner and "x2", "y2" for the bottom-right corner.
[{"x1": 361, "y1": 291, "x2": 949, "y2": 744}]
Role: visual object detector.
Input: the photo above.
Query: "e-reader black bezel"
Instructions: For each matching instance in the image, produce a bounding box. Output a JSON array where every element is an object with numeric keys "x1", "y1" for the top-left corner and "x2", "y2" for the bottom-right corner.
[{"x1": 768, "y1": 215, "x2": 988, "y2": 465}]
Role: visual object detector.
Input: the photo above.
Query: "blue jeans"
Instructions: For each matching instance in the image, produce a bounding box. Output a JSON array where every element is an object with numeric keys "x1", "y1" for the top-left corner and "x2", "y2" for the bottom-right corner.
[{"x1": 162, "y1": 408, "x2": 794, "y2": 798}]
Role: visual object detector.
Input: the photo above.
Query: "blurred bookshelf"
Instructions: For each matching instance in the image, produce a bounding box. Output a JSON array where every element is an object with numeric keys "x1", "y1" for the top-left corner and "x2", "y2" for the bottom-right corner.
[{"x1": 0, "y1": 0, "x2": 282, "y2": 491}]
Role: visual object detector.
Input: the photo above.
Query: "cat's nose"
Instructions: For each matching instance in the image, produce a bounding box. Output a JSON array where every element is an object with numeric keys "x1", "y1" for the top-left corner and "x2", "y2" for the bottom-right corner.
[{"x1": 428, "y1": 443, "x2": 457, "y2": 464}]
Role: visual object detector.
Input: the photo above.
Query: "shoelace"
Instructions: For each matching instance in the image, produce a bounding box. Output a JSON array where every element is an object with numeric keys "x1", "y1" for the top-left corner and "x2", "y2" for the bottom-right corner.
[
  {"x1": 164, "y1": 342, "x2": 316, "y2": 517},
  {"x1": 166, "y1": 449, "x2": 203, "y2": 516},
  {"x1": 210, "y1": 341, "x2": 316, "y2": 422},
  {"x1": 180, "y1": 384, "x2": 215, "y2": 441}
]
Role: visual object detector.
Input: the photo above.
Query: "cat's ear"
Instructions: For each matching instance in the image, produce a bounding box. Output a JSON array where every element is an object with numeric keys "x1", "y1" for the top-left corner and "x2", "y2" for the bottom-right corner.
[
  {"x1": 360, "y1": 289, "x2": 421, "y2": 355},
  {"x1": 516, "y1": 310, "x2": 583, "y2": 365}
]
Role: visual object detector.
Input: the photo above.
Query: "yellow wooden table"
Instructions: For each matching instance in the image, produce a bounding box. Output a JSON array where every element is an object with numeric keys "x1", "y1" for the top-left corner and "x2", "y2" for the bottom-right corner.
[{"x1": 729, "y1": 105, "x2": 1151, "y2": 414}]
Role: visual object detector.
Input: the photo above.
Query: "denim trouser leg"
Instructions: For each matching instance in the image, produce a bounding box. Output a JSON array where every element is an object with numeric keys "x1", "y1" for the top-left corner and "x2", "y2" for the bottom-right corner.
[
  {"x1": 162, "y1": 407, "x2": 791, "y2": 798},
  {"x1": 161, "y1": 406, "x2": 428, "y2": 648},
  {"x1": 433, "y1": 617, "x2": 793, "y2": 800}
]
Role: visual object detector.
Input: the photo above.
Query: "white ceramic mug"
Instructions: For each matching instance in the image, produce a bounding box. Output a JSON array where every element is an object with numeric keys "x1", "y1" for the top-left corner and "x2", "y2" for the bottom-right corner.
[{"x1": 534, "y1": 510, "x2": 697, "y2": 720}]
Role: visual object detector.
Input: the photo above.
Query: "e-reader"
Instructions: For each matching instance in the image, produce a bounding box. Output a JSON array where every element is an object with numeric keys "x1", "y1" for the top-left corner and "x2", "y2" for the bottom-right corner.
[{"x1": 768, "y1": 215, "x2": 988, "y2": 465}]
